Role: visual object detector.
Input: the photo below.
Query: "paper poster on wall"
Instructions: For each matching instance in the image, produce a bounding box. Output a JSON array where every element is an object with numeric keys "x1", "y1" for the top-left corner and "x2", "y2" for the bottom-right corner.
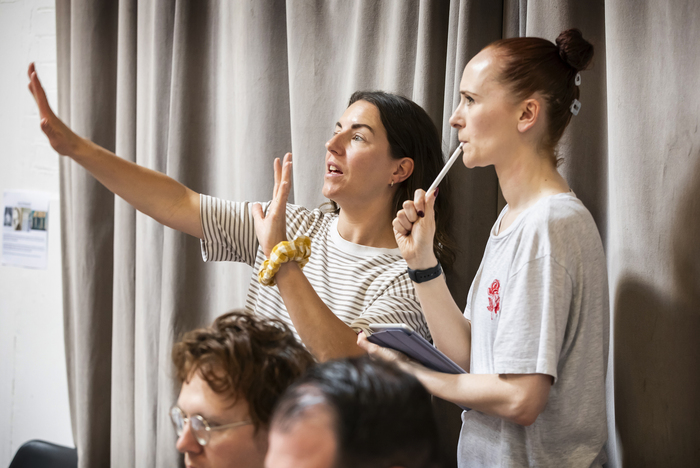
[{"x1": 2, "y1": 190, "x2": 51, "y2": 269}]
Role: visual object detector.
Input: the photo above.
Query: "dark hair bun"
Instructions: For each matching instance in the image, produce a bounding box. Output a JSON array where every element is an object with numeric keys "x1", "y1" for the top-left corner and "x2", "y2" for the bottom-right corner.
[{"x1": 555, "y1": 28, "x2": 594, "y2": 71}]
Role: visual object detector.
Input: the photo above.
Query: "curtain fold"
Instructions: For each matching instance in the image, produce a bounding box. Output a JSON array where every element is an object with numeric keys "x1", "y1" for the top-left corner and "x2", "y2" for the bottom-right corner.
[{"x1": 55, "y1": 1, "x2": 700, "y2": 466}]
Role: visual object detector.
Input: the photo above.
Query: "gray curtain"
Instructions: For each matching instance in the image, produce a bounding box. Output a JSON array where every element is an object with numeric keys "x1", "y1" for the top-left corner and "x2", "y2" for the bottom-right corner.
[{"x1": 55, "y1": 1, "x2": 700, "y2": 467}]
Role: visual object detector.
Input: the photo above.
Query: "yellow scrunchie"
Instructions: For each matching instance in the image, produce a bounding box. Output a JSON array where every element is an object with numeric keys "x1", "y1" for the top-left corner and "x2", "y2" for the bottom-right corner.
[{"x1": 258, "y1": 236, "x2": 312, "y2": 286}]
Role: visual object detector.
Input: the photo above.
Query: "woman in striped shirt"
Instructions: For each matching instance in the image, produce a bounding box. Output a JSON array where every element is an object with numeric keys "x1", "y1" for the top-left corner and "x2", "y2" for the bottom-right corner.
[{"x1": 28, "y1": 65, "x2": 455, "y2": 361}]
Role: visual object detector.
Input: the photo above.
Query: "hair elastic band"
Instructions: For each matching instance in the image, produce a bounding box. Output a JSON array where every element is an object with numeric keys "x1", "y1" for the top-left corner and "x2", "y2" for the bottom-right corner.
[
  {"x1": 575, "y1": 72, "x2": 582, "y2": 86},
  {"x1": 570, "y1": 99, "x2": 582, "y2": 116},
  {"x1": 258, "y1": 236, "x2": 312, "y2": 286}
]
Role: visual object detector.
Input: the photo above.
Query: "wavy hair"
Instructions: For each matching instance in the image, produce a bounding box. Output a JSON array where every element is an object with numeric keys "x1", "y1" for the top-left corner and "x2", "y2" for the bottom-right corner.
[{"x1": 172, "y1": 311, "x2": 315, "y2": 431}]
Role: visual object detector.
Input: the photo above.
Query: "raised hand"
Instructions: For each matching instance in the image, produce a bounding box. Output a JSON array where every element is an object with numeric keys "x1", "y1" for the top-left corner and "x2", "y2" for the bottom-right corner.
[
  {"x1": 392, "y1": 188, "x2": 439, "y2": 270},
  {"x1": 252, "y1": 153, "x2": 293, "y2": 257},
  {"x1": 27, "y1": 63, "x2": 83, "y2": 157}
]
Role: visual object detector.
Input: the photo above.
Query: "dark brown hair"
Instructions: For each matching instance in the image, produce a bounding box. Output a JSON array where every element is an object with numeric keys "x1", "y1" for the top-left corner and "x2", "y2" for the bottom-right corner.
[
  {"x1": 272, "y1": 357, "x2": 440, "y2": 468},
  {"x1": 172, "y1": 311, "x2": 315, "y2": 431},
  {"x1": 326, "y1": 91, "x2": 457, "y2": 271},
  {"x1": 487, "y1": 28, "x2": 594, "y2": 159}
]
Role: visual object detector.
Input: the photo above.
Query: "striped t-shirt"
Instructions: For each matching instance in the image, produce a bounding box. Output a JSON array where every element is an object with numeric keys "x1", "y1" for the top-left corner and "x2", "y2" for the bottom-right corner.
[{"x1": 199, "y1": 195, "x2": 429, "y2": 340}]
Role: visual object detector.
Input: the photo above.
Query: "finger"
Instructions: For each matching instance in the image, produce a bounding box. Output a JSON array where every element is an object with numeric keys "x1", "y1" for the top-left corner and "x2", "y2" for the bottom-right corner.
[
  {"x1": 29, "y1": 70, "x2": 54, "y2": 119},
  {"x1": 251, "y1": 202, "x2": 264, "y2": 222},
  {"x1": 272, "y1": 158, "x2": 281, "y2": 198},
  {"x1": 425, "y1": 187, "x2": 438, "y2": 220},
  {"x1": 357, "y1": 332, "x2": 402, "y2": 363},
  {"x1": 395, "y1": 210, "x2": 414, "y2": 233},
  {"x1": 357, "y1": 332, "x2": 382, "y2": 354},
  {"x1": 402, "y1": 200, "x2": 420, "y2": 223},
  {"x1": 276, "y1": 179, "x2": 291, "y2": 209},
  {"x1": 392, "y1": 216, "x2": 411, "y2": 237},
  {"x1": 280, "y1": 153, "x2": 293, "y2": 189},
  {"x1": 413, "y1": 189, "x2": 427, "y2": 216}
]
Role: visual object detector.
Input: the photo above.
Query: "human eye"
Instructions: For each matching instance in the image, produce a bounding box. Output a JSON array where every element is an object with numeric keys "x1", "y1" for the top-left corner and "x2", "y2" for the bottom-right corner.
[
  {"x1": 465, "y1": 95, "x2": 475, "y2": 105},
  {"x1": 352, "y1": 134, "x2": 365, "y2": 142}
]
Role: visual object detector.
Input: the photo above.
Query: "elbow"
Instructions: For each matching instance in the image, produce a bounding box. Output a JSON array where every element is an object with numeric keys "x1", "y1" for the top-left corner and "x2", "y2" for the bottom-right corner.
[{"x1": 506, "y1": 394, "x2": 545, "y2": 427}]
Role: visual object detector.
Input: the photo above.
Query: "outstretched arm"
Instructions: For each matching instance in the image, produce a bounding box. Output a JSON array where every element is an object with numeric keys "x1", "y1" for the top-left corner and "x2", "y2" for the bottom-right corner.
[
  {"x1": 252, "y1": 154, "x2": 365, "y2": 361},
  {"x1": 27, "y1": 63, "x2": 202, "y2": 238}
]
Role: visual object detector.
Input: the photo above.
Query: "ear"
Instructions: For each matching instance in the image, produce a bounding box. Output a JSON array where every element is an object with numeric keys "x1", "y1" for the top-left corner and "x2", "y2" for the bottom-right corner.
[
  {"x1": 392, "y1": 157, "x2": 415, "y2": 184},
  {"x1": 517, "y1": 97, "x2": 541, "y2": 134}
]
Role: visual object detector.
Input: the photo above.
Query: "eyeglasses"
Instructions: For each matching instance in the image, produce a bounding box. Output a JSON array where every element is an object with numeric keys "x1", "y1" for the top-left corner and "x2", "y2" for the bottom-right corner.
[{"x1": 170, "y1": 406, "x2": 252, "y2": 446}]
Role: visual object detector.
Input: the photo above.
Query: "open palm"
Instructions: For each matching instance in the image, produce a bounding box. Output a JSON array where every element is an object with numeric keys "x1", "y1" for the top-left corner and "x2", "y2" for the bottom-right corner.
[
  {"x1": 252, "y1": 153, "x2": 293, "y2": 257},
  {"x1": 27, "y1": 63, "x2": 82, "y2": 156}
]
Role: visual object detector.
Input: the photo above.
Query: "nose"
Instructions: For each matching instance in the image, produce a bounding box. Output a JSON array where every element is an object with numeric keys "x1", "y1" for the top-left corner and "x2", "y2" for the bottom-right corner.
[
  {"x1": 325, "y1": 132, "x2": 344, "y2": 156},
  {"x1": 449, "y1": 104, "x2": 465, "y2": 130},
  {"x1": 175, "y1": 421, "x2": 202, "y2": 454}
]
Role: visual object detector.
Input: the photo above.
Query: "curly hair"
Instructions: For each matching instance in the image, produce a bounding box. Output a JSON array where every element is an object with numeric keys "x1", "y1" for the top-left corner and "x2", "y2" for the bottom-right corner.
[{"x1": 172, "y1": 311, "x2": 315, "y2": 431}]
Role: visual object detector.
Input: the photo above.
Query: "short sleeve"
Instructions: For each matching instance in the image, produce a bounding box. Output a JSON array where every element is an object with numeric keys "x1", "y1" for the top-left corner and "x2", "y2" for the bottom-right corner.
[
  {"x1": 199, "y1": 195, "x2": 269, "y2": 266},
  {"x1": 349, "y1": 275, "x2": 430, "y2": 341},
  {"x1": 493, "y1": 255, "x2": 572, "y2": 382}
]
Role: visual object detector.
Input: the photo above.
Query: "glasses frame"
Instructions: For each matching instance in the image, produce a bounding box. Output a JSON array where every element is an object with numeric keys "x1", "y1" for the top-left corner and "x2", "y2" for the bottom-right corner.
[{"x1": 170, "y1": 406, "x2": 252, "y2": 446}]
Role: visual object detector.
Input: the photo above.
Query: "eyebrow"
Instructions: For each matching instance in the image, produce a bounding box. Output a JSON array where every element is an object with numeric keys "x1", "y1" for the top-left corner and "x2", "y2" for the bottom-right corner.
[
  {"x1": 460, "y1": 90, "x2": 479, "y2": 97},
  {"x1": 335, "y1": 122, "x2": 375, "y2": 135}
]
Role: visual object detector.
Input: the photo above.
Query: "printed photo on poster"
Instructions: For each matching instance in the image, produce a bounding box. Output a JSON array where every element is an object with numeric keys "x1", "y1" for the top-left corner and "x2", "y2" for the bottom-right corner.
[{"x1": 2, "y1": 190, "x2": 52, "y2": 269}]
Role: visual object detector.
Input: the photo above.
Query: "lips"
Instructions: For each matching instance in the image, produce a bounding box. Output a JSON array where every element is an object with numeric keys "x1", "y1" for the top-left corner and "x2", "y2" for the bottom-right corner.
[{"x1": 327, "y1": 163, "x2": 343, "y2": 174}]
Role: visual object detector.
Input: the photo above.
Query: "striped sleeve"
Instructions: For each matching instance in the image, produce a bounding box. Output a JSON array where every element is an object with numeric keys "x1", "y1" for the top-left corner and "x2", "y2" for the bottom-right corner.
[
  {"x1": 199, "y1": 194, "x2": 270, "y2": 266},
  {"x1": 350, "y1": 273, "x2": 431, "y2": 341}
]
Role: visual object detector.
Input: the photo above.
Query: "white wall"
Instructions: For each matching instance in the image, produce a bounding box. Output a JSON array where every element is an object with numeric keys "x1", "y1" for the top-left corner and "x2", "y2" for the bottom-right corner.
[{"x1": 0, "y1": 0, "x2": 74, "y2": 464}]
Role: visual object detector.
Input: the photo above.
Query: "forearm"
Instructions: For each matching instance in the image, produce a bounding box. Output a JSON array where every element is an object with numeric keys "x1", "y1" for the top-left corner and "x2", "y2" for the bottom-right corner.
[
  {"x1": 275, "y1": 262, "x2": 365, "y2": 361},
  {"x1": 413, "y1": 273, "x2": 472, "y2": 370},
  {"x1": 405, "y1": 364, "x2": 551, "y2": 426},
  {"x1": 71, "y1": 138, "x2": 203, "y2": 238}
]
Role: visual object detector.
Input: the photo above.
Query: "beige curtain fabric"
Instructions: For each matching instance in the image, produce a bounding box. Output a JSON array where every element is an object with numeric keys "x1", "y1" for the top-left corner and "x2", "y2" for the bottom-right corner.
[{"x1": 55, "y1": 1, "x2": 700, "y2": 467}]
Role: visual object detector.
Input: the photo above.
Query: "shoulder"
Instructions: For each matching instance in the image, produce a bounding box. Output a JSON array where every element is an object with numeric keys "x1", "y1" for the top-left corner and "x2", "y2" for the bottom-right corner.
[
  {"x1": 523, "y1": 193, "x2": 599, "y2": 241},
  {"x1": 520, "y1": 193, "x2": 605, "y2": 269},
  {"x1": 285, "y1": 203, "x2": 338, "y2": 238}
]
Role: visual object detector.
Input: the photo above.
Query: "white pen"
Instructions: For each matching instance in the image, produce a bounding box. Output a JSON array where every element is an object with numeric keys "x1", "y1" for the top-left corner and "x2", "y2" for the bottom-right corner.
[{"x1": 427, "y1": 142, "x2": 464, "y2": 195}]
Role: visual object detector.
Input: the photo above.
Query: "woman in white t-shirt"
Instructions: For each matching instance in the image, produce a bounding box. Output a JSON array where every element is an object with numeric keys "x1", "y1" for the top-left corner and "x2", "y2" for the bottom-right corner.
[
  {"x1": 360, "y1": 29, "x2": 609, "y2": 467},
  {"x1": 28, "y1": 65, "x2": 455, "y2": 361}
]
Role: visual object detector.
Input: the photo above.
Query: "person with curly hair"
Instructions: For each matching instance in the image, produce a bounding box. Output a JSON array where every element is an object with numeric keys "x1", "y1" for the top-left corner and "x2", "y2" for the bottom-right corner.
[{"x1": 170, "y1": 310, "x2": 314, "y2": 468}]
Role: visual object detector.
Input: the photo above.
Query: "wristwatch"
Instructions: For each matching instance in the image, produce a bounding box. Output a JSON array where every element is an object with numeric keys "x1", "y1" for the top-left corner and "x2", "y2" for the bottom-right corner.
[{"x1": 407, "y1": 262, "x2": 443, "y2": 283}]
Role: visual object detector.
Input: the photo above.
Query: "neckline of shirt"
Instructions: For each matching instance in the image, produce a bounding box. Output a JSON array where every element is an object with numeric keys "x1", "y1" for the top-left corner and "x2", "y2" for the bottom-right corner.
[
  {"x1": 329, "y1": 217, "x2": 401, "y2": 257},
  {"x1": 492, "y1": 191, "x2": 577, "y2": 238}
]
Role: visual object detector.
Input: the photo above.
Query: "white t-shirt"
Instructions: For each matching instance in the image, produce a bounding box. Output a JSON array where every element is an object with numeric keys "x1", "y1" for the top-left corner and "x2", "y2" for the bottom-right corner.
[
  {"x1": 459, "y1": 192, "x2": 609, "y2": 467},
  {"x1": 199, "y1": 195, "x2": 429, "y2": 339}
]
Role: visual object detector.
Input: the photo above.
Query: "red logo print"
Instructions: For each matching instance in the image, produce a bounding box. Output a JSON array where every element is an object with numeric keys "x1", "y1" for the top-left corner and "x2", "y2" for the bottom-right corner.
[{"x1": 487, "y1": 279, "x2": 501, "y2": 320}]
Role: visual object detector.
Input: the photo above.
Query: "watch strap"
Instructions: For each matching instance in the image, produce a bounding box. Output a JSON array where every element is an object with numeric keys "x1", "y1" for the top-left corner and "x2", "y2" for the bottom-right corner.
[{"x1": 407, "y1": 262, "x2": 443, "y2": 283}]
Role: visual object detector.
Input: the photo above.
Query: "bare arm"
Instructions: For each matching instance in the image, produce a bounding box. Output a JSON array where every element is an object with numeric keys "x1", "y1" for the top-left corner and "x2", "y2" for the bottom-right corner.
[
  {"x1": 358, "y1": 333, "x2": 552, "y2": 426},
  {"x1": 252, "y1": 154, "x2": 365, "y2": 361},
  {"x1": 413, "y1": 274, "x2": 472, "y2": 370},
  {"x1": 409, "y1": 365, "x2": 552, "y2": 426},
  {"x1": 393, "y1": 189, "x2": 472, "y2": 368},
  {"x1": 275, "y1": 262, "x2": 365, "y2": 361},
  {"x1": 27, "y1": 63, "x2": 202, "y2": 239}
]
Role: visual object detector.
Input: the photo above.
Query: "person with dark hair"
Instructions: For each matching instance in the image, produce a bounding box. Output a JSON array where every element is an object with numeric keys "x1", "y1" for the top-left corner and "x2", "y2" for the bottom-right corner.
[
  {"x1": 170, "y1": 310, "x2": 314, "y2": 468},
  {"x1": 265, "y1": 357, "x2": 440, "y2": 468},
  {"x1": 360, "y1": 29, "x2": 610, "y2": 467},
  {"x1": 27, "y1": 66, "x2": 455, "y2": 360}
]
